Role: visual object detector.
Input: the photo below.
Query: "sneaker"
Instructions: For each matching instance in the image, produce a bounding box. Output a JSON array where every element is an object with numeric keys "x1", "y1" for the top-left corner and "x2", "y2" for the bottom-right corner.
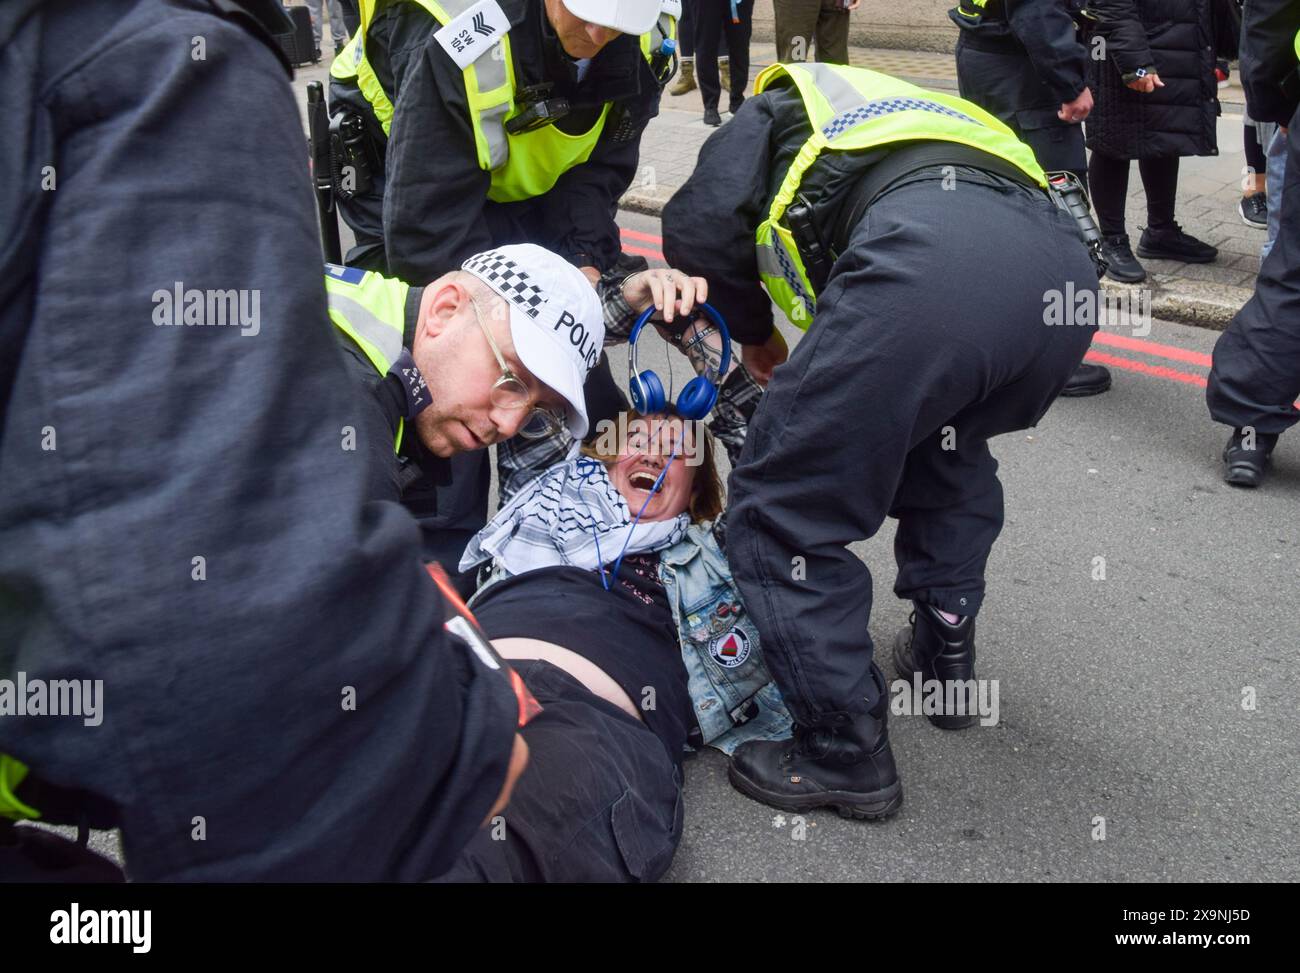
[
  {"x1": 1136, "y1": 223, "x2": 1218, "y2": 263},
  {"x1": 728, "y1": 93, "x2": 745, "y2": 115},
  {"x1": 1239, "y1": 192, "x2": 1268, "y2": 229},
  {"x1": 1101, "y1": 234, "x2": 1147, "y2": 283},
  {"x1": 1059, "y1": 362, "x2": 1113, "y2": 397},
  {"x1": 703, "y1": 106, "x2": 722, "y2": 127},
  {"x1": 1215, "y1": 59, "x2": 1230, "y2": 89},
  {"x1": 1222, "y1": 428, "x2": 1278, "y2": 488}
]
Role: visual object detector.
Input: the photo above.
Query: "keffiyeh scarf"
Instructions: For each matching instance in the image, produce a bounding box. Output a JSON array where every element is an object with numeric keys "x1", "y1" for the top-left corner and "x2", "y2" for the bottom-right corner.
[{"x1": 460, "y1": 457, "x2": 689, "y2": 579}]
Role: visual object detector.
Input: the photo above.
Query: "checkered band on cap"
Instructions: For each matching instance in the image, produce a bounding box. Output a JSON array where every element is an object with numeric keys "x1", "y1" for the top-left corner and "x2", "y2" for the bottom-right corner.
[
  {"x1": 462, "y1": 250, "x2": 547, "y2": 319},
  {"x1": 821, "y1": 97, "x2": 978, "y2": 140}
]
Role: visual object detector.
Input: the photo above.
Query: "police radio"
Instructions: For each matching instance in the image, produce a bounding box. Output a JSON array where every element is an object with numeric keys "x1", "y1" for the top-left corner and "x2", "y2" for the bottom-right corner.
[
  {"x1": 329, "y1": 111, "x2": 376, "y2": 201},
  {"x1": 1047, "y1": 171, "x2": 1108, "y2": 279},
  {"x1": 505, "y1": 83, "x2": 571, "y2": 134}
]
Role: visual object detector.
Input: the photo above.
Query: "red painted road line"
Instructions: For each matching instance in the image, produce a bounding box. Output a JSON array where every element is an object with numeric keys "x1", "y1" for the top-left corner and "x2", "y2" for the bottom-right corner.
[
  {"x1": 1084, "y1": 349, "x2": 1208, "y2": 388},
  {"x1": 619, "y1": 228, "x2": 663, "y2": 245},
  {"x1": 1092, "y1": 331, "x2": 1213, "y2": 369},
  {"x1": 620, "y1": 242, "x2": 666, "y2": 262}
]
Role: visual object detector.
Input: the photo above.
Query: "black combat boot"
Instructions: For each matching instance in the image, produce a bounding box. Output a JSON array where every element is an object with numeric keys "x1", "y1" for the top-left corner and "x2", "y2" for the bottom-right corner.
[
  {"x1": 892, "y1": 602, "x2": 978, "y2": 729},
  {"x1": 1222, "y1": 428, "x2": 1279, "y2": 488},
  {"x1": 728, "y1": 666, "x2": 902, "y2": 820}
]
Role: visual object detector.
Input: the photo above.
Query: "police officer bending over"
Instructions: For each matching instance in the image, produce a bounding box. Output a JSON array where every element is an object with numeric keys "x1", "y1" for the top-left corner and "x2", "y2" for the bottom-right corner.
[
  {"x1": 664, "y1": 63, "x2": 1100, "y2": 819},
  {"x1": 328, "y1": 0, "x2": 676, "y2": 282}
]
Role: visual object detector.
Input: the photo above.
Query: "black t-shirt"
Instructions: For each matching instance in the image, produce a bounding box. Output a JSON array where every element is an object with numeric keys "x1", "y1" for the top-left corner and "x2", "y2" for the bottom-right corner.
[{"x1": 472, "y1": 555, "x2": 696, "y2": 765}]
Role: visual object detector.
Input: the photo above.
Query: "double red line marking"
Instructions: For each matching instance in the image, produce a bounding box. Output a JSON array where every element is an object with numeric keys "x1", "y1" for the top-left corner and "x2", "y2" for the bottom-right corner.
[{"x1": 618, "y1": 227, "x2": 1220, "y2": 390}]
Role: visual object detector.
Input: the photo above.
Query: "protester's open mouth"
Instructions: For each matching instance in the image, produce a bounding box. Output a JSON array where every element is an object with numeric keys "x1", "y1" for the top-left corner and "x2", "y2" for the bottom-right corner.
[{"x1": 629, "y1": 471, "x2": 659, "y2": 493}]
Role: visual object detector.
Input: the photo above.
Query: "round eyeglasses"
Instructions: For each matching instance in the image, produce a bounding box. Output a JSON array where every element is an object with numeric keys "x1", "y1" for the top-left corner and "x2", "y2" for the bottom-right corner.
[{"x1": 471, "y1": 299, "x2": 568, "y2": 440}]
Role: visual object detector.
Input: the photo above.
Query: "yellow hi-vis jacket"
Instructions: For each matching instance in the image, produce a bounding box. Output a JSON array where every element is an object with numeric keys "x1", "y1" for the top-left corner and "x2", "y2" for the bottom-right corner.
[
  {"x1": 324, "y1": 263, "x2": 414, "y2": 452},
  {"x1": 332, "y1": 0, "x2": 676, "y2": 204},
  {"x1": 752, "y1": 61, "x2": 1048, "y2": 329}
]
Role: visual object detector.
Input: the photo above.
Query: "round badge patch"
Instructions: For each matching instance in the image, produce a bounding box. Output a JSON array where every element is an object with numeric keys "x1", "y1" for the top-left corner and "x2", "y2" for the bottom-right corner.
[{"x1": 708, "y1": 627, "x2": 751, "y2": 669}]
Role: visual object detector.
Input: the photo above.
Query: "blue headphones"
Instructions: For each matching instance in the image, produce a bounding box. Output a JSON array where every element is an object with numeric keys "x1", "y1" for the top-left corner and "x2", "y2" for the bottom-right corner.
[{"x1": 628, "y1": 302, "x2": 732, "y2": 420}]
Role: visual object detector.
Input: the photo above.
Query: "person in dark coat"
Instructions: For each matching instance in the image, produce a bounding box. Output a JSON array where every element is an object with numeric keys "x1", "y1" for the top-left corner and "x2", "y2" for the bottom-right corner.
[
  {"x1": 1085, "y1": 0, "x2": 1225, "y2": 282},
  {"x1": 1206, "y1": 0, "x2": 1300, "y2": 487}
]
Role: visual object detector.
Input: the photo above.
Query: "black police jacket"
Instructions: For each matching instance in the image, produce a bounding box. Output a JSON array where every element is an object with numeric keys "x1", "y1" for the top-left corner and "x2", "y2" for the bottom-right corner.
[
  {"x1": 333, "y1": 0, "x2": 662, "y2": 282},
  {"x1": 0, "y1": 0, "x2": 518, "y2": 881},
  {"x1": 949, "y1": 0, "x2": 1089, "y2": 105}
]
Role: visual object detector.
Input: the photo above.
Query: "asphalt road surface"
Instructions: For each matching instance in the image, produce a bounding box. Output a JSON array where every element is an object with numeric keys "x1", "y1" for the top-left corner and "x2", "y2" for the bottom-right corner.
[{"x1": 614, "y1": 210, "x2": 1299, "y2": 883}]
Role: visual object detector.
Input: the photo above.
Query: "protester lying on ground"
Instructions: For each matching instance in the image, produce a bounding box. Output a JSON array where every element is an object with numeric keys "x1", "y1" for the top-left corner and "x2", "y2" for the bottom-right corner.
[{"x1": 433, "y1": 332, "x2": 792, "y2": 882}]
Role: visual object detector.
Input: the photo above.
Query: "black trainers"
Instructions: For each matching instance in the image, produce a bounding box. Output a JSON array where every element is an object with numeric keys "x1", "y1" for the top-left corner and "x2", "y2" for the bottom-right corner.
[
  {"x1": 1239, "y1": 192, "x2": 1268, "y2": 229},
  {"x1": 728, "y1": 93, "x2": 745, "y2": 115},
  {"x1": 703, "y1": 106, "x2": 722, "y2": 127},
  {"x1": 1223, "y1": 428, "x2": 1279, "y2": 488},
  {"x1": 1101, "y1": 234, "x2": 1147, "y2": 283},
  {"x1": 1059, "y1": 362, "x2": 1112, "y2": 397},
  {"x1": 892, "y1": 603, "x2": 978, "y2": 729},
  {"x1": 728, "y1": 667, "x2": 903, "y2": 820},
  {"x1": 1137, "y1": 223, "x2": 1218, "y2": 263}
]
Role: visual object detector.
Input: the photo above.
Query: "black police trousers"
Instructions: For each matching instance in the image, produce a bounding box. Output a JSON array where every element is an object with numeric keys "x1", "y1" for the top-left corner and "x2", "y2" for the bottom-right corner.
[
  {"x1": 434, "y1": 661, "x2": 684, "y2": 882},
  {"x1": 1207, "y1": 108, "x2": 1300, "y2": 437},
  {"x1": 955, "y1": 33, "x2": 1088, "y2": 184},
  {"x1": 727, "y1": 170, "x2": 1098, "y2": 724}
]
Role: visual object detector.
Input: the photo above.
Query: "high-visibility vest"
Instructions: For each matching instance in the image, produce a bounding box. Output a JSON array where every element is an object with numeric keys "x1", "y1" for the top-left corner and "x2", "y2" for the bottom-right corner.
[
  {"x1": 324, "y1": 263, "x2": 413, "y2": 452},
  {"x1": 752, "y1": 61, "x2": 1048, "y2": 329},
  {"x1": 953, "y1": 0, "x2": 994, "y2": 20},
  {"x1": 332, "y1": 0, "x2": 676, "y2": 203}
]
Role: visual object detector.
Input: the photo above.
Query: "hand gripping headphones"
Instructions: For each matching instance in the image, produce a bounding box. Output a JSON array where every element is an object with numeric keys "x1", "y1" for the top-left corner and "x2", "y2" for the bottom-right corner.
[{"x1": 628, "y1": 302, "x2": 732, "y2": 420}]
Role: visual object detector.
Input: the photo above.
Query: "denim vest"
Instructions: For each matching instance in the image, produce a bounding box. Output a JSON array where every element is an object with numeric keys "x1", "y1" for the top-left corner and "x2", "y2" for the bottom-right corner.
[
  {"x1": 659, "y1": 523, "x2": 792, "y2": 755},
  {"x1": 471, "y1": 522, "x2": 792, "y2": 755}
]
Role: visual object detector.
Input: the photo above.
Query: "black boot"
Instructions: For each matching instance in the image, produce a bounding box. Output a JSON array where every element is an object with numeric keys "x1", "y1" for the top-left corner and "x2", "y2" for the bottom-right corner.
[
  {"x1": 1222, "y1": 428, "x2": 1278, "y2": 488},
  {"x1": 703, "y1": 106, "x2": 722, "y2": 127},
  {"x1": 1136, "y1": 223, "x2": 1218, "y2": 264},
  {"x1": 1059, "y1": 362, "x2": 1112, "y2": 397},
  {"x1": 728, "y1": 667, "x2": 902, "y2": 820},
  {"x1": 1101, "y1": 233, "x2": 1146, "y2": 283},
  {"x1": 892, "y1": 602, "x2": 978, "y2": 729}
]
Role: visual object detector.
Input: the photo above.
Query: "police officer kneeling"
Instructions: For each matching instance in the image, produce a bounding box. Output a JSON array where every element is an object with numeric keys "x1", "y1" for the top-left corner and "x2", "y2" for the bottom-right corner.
[{"x1": 664, "y1": 63, "x2": 1099, "y2": 817}]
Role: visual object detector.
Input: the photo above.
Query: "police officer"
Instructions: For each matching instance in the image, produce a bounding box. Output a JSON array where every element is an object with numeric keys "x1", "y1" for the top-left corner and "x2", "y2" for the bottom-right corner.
[
  {"x1": 323, "y1": 244, "x2": 604, "y2": 525},
  {"x1": 663, "y1": 63, "x2": 1099, "y2": 818},
  {"x1": 950, "y1": 0, "x2": 1111, "y2": 397},
  {"x1": 328, "y1": 0, "x2": 676, "y2": 281},
  {"x1": 1207, "y1": 1, "x2": 1300, "y2": 488},
  {"x1": 1, "y1": 0, "x2": 527, "y2": 880},
  {"x1": 328, "y1": 0, "x2": 678, "y2": 588}
]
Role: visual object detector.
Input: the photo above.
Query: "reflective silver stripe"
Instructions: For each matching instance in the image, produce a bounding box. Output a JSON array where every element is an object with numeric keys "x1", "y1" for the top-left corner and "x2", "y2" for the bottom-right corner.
[
  {"x1": 435, "y1": 0, "x2": 511, "y2": 169},
  {"x1": 796, "y1": 63, "x2": 865, "y2": 116},
  {"x1": 328, "y1": 291, "x2": 402, "y2": 369},
  {"x1": 474, "y1": 47, "x2": 510, "y2": 169},
  {"x1": 755, "y1": 242, "x2": 783, "y2": 278}
]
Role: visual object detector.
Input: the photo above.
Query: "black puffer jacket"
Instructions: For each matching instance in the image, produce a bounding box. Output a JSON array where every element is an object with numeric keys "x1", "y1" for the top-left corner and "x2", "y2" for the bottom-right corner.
[{"x1": 1084, "y1": 0, "x2": 1221, "y2": 159}]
